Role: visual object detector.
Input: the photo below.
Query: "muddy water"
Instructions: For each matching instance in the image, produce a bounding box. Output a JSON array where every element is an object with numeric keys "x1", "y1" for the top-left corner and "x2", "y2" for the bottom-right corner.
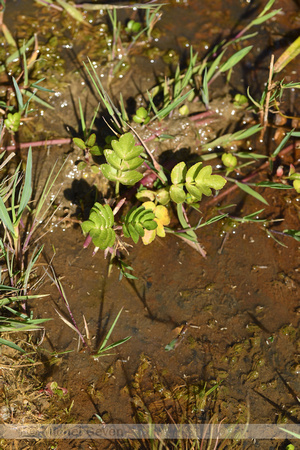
[{"x1": 3, "y1": 0, "x2": 300, "y2": 448}]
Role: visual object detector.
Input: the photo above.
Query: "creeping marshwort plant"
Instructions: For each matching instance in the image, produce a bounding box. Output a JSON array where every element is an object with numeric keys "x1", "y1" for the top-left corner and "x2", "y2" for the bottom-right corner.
[
  {"x1": 0, "y1": 1, "x2": 298, "y2": 444},
  {"x1": 75, "y1": 0, "x2": 300, "y2": 276}
]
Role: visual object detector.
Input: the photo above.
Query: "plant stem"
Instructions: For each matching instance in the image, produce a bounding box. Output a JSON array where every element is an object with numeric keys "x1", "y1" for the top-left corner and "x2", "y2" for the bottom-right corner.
[
  {"x1": 206, "y1": 141, "x2": 299, "y2": 206},
  {"x1": 1, "y1": 138, "x2": 72, "y2": 151}
]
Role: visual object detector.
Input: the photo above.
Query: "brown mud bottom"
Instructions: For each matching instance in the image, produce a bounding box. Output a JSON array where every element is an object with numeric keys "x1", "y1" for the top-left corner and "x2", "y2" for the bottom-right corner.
[{"x1": 24, "y1": 184, "x2": 299, "y2": 449}]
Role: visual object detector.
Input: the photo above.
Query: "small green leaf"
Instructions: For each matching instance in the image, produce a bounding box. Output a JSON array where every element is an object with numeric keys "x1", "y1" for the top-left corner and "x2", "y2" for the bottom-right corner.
[
  {"x1": 77, "y1": 161, "x2": 87, "y2": 170},
  {"x1": 136, "y1": 107, "x2": 148, "y2": 119},
  {"x1": 91, "y1": 165, "x2": 100, "y2": 174},
  {"x1": 4, "y1": 112, "x2": 21, "y2": 132},
  {"x1": 104, "y1": 150, "x2": 122, "y2": 170},
  {"x1": 81, "y1": 220, "x2": 94, "y2": 235},
  {"x1": 128, "y1": 223, "x2": 140, "y2": 244},
  {"x1": 90, "y1": 145, "x2": 102, "y2": 156},
  {"x1": 186, "y1": 162, "x2": 202, "y2": 183},
  {"x1": 136, "y1": 190, "x2": 156, "y2": 202},
  {"x1": 100, "y1": 164, "x2": 118, "y2": 182},
  {"x1": 111, "y1": 133, "x2": 143, "y2": 160},
  {"x1": 73, "y1": 138, "x2": 86, "y2": 150},
  {"x1": 185, "y1": 183, "x2": 203, "y2": 200},
  {"x1": 171, "y1": 162, "x2": 187, "y2": 185},
  {"x1": 170, "y1": 185, "x2": 186, "y2": 203},
  {"x1": 87, "y1": 133, "x2": 96, "y2": 147},
  {"x1": 119, "y1": 170, "x2": 143, "y2": 185},
  {"x1": 120, "y1": 157, "x2": 143, "y2": 171}
]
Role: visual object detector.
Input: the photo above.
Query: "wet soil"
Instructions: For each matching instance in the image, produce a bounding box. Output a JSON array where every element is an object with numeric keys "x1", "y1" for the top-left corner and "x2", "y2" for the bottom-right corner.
[{"x1": 1, "y1": 1, "x2": 300, "y2": 449}]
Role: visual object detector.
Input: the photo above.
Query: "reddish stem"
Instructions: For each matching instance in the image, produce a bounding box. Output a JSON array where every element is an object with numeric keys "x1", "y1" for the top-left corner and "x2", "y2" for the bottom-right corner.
[
  {"x1": 206, "y1": 142, "x2": 299, "y2": 206},
  {"x1": 2, "y1": 138, "x2": 72, "y2": 151}
]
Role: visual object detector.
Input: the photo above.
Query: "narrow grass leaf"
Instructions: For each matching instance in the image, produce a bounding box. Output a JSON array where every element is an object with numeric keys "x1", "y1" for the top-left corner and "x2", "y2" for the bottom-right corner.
[
  {"x1": 96, "y1": 336, "x2": 131, "y2": 355},
  {"x1": 201, "y1": 68, "x2": 209, "y2": 107},
  {"x1": 250, "y1": 10, "x2": 281, "y2": 27},
  {"x1": 17, "y1": 147, "x2": 32, "y2": 222},
  {"x1": 0, "y1": 337, "x2": 25, "y2": 353},
  {"x1": 256, "y1": 181, "x2": 293, "y2": 189},
  {"x1": 278, "y1": 428, "x2": 300, "y2": 439},
  {"x1": 283, "y1": 229, "x2": 300, "y2": 242},
  {"x1": 271, "y1": 129, "x2": 294, "y2": 158},
  {"x1": 265, "y1": 229, "x2": 287, "y2": 247},
  {"x1": 5, "y1": 36, "x2": 35, "y2": 66},
  {"x1": 23, "y1": 245, "x2": 44, "y2": 293},
  {"x1": 220, "y1": 46, "x2": 252, "y2": 72},
  {"x1": 147, "y1": 91, "x2": 159, "y2": 117},
  {"x1": 55, "y1": 0, "x2": 89, "y2": 26},
  {"x1": 98, "y1": 308, "x2": 124, "y2": 353},
  {"x1": 12, "y1": 77, "x2": 24, "y2": 111},
  {"x1": 0, "y1": 195, "x2": 15, "y2": 236},
  {"x1": 2, "y1": 24, "x2": 17, "y2": 47},
  {"x1": 231, "y1": 123, "x2": 262, "y2": 140},
  {"x1": 78, "y1": 98, "x2": 86, "y2": 138},
  {"x1": 274, "y1": 36, "x2": 300, "y2": 73},
  {"x1": 196, "y1": 214, "x2": 228, "y2": 228},
  {"x1": 207, "y1": 50, "x2": 225, "y2": 81},
  {"x1": 238, "y1": 152, "x2": 267, "y2": 159},
  {"x1": 235, "y1": 181, "x2": 268, "y2": 205},
  {"x1": 55, "y1": 308, "x2": 81, "y2": 335},
  {"x1": 22, "y1": 89, "x2": 54, "y2": 109}
]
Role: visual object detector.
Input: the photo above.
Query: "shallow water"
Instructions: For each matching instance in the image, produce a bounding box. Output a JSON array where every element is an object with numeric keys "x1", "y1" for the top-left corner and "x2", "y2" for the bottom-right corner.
[{"x1": 2, "y1": 0, "x2": 300, "y2": 448}]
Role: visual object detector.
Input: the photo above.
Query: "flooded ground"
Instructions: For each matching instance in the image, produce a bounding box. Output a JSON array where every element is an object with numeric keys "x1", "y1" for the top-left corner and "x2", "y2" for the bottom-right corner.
[{"x1": 0, "y1": 0, "x2": 300, "y2": 449}]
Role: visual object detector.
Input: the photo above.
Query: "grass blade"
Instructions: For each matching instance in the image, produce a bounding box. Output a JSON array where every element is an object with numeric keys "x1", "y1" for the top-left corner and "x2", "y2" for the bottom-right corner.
[
  {"x1": 271, "y1": 129, "x2": 294, "y2": 158},
  {"x1": 235, "y1": 181, "x2": 268, "y2": 205},
  {"x1": 0, "y1": 337, "x2": 25, "y2": 353},
  {"x1": 0, "y1": 195, "x2": 15, "y2": 236},
  {"x1": 55, "y1": 0, "x2": 89, "y2": 26},
  {"x1": 220, "y1": 46, "x2": 253, "y2": 73},
  {"x1": 12, "y1": 77, "x2": 24, "y2": 111},
  {"x1": 16, "y1": 147, "x2": 32, "y2": 222},
  {"x1": 98, "y1": 308, "x2": 124, "y2": 353}
]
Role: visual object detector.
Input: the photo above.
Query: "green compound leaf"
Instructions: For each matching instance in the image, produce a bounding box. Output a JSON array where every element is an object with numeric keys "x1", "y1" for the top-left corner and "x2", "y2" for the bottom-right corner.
[
  {"x1": 170, "y1": 162, "x2": 227, "y2": 204},
  {"x1": 111, "y1": 133, "x2": 143, "y2": 160},
  {"x1": 123, "y1": 206, "x2": 157, "y2": 244},
  {"x1": 104, "y1": 150, "x2": 122, "y2": 170},
  {"x1": 195, "y1": 165, "x2": 226, "y2": 192},
  {"x1": 81, "y1": 203, "x2": 115, "y2": 250},
  {"x1": 101, "y1": 132, "x2": 145, "y2": 187}
]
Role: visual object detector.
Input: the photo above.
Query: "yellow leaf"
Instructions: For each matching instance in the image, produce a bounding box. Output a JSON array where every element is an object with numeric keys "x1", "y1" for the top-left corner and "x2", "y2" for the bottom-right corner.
[
  {"x1": 142, "y1": 229, "x2": 156, "y2": 245},
  {"x1": 155, "y1": 205, "x2": 170, "y2": 226},
  {"x1": 156, "y1": 220, "x2": 166, "y2": 237},
  {"x1": 143, "y1": 201, "x2": 155, "y2": 211},
  {"x1": 274, "y1": 36, "x2": 300, "y2": 73}
]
